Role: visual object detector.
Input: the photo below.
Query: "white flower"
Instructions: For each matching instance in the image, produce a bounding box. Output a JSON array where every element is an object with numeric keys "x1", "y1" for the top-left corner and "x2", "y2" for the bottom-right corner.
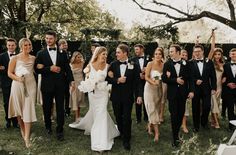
[
  {"x1": 127, "y1": 63, "x2": 134, "y2": 69},
  {"x1": 182, "y1": 60, "x2": 186, "y2": 65},
  {"x1": 15, "y1": 66, "x2": 29, "y2": 77},
  {"x1": 78, "y1": 78, "x2": 96, "y2": 93},
  {"x1": 206, "y1": 58, "x2": 209, "y2": 63}
]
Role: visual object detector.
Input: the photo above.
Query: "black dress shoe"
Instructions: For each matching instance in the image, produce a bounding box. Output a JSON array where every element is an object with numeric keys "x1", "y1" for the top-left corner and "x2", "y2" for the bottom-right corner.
[
  {"x1": 123, "y1": 142, "x2": 130, "y2": 151},
  {"x1": 172, "y1": 142, "x2": 179, "y2": 148},
  {"x1": 57, "y1": 133, "x2": 64, "y2": 141},
  {"x1": 46, "y1": 129, "x2": 52, "y2": 135},
  {"x1": 5, "y1": 122, "x2": 11, "y2": 128},
  {"x1": 193, "y1": 128, "x2": 199, "y2": 133}
]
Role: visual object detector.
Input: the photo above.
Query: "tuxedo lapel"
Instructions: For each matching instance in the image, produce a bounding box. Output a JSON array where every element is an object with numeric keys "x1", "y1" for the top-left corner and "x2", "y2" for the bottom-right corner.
[
  {"x1": 193, "y1": 61, "x2": 201, "y2": 77},
  {"x1": 202, "y1": 60, "x2": 207, "y2": 76},
  {"x1": 116, "y1": 62, "x2": 121, "y2": 77},
  {"x1": 170, "y1": 61, "x2": 177, "y2": 77},
  {"x1": 45, "y1": 50, "x2": 54, "y2": 66},
  {"x1": 5, "y1": 52, "x2": 10, "y2": 63},
  {"x1": 56, "y1": 50, "x2": 60, "y2": 66}
]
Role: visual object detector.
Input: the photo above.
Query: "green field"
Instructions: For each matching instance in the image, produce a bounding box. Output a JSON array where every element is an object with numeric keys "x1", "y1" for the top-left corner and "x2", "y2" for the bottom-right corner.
[{"x1": 0, "y1": 94, "x2": 232, "y2": 155}]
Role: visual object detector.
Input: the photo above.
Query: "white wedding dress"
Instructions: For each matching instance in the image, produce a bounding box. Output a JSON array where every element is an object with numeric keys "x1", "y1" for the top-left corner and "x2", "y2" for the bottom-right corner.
[{"x1": 75, "y1": 64, "x2": 119, "y2": 151}]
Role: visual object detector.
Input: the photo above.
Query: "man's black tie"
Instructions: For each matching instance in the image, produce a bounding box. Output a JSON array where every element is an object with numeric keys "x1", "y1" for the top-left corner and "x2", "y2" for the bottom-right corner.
[
  {"x1": 231, "y1": 63, "x2": 236, "y2": 66},
  {"x1": 10, "y1": 53, "x2": 15, "y2": 57},
  {"x1": 49, "y1": 48, "x2": 56, "y2": 51},
  {"x1": 138, "y1": 56, "x2": 144, "y2": 59},
  {"x1": 173, "y1": 61, "x2": 181, "y2": 65},
  {"x1": 196, "y1": 59, "x2": 204, "y2": 63},
  {"x1": 119, "y1": 61, "x2": 127, "y2": 65}
]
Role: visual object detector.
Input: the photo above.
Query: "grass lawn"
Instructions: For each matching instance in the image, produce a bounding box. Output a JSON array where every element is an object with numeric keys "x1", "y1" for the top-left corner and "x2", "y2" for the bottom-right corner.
[{"x1": 0, "y1": 93, "x2": 233, "y2": 155}]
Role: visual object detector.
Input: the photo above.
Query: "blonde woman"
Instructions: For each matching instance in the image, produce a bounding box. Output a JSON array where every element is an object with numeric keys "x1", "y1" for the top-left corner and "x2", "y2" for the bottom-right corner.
[
  {"x1": 69, "y1": 52, "x2": 85, "y2": 127},
  {"x1": 75, "y1": 47, "x2": 119, "y2": 152},
  {"x1": 144, "y1": 47, "x2": 164, "y2": 143},
  {"x1": 8, "y1": 38, "x2": 37, "y2": 148}
]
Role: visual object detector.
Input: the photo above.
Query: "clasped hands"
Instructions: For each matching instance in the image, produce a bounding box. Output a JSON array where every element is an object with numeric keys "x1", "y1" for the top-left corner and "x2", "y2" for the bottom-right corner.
[{"x1": 37, "y1": 64, "x2": 61, "y2": 73}]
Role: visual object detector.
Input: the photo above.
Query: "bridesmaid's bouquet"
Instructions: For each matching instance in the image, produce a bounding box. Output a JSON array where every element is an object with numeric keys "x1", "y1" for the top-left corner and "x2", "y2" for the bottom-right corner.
[
  {"x1": 15, "y1": 65, "x2": 29, "y2": 97},
  {"x1": 152, "y1": 71, "x2": 162, "y2": 81}
]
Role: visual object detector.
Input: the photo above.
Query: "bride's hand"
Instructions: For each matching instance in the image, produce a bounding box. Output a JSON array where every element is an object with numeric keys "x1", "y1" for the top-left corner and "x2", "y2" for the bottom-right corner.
[{"x1": 108, "y1": 71, "x2": 114, "y2": 78}]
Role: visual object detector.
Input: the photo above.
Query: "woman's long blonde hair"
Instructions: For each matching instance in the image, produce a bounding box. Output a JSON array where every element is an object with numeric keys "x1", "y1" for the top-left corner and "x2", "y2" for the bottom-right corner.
[
  {"x1": 70, "y1": 51, "x2": 83, "y2": 64},
  {"x1": 90, "y1": 46, "x2": 107, "y2": 63},
  {"x1": 19, "y1": 38, "x2": 32, "y2": 52}
]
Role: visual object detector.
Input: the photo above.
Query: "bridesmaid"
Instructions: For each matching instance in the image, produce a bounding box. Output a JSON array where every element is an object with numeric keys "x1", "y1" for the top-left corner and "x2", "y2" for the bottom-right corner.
[
  {"x1": 180, "y1": 49, "x2": 190, "y2": 133},
  {"x1": 69, "y1": 51, "x2": 85, "y2": 127},
  {"x1": 8, "y1": 38, "x2": 37, "y2": 148},
  {"x1": 208, "y1": 31, "x2": 224, "y2": 129},
  {"x1": 144, "y1": 47, "x2": 164, "y2": 143}
]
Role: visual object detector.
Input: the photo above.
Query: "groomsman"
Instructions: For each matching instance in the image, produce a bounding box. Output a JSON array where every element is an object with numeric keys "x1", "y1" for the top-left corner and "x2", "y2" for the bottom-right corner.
[
  {"x1": 131, "y1": 44, "x2": 149, "y2": 123},
  {"x1": 0, "y1": 38, "x2": 18, "y2": 128},
  {"x1": 35, "y1": 31, "x2": 74, "y2": 141},
  {"x1": 107, "y1": 44, "x2": 142, "y2": 150},
  {"x1": 162, "y1": 44, "x2": 194, "y2": 147},
  {"x1": 58, "y1": 39, "x2": 71, "y2": 117},
  {"x1": 222, "y1": 48, "x2": 236, "y2": 131},
  {"x1": 191, "y1": 44, "x2": 216, "y2": 132}
]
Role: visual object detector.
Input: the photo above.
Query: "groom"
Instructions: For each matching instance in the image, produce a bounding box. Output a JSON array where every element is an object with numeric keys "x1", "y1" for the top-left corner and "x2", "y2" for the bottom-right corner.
[
  {"x1": 35, "y1": 30, "x2": 74, "y2": 141},
  {"x1": 107, "y1": 44, "x2": 142, "y2": 150}
]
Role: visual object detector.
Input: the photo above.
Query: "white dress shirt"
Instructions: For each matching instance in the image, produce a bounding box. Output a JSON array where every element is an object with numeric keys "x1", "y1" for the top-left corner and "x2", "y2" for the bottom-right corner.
[
  {"x1": 196, "y1": 59, "x2": 204, "y2": 76},
  {"x1": 47, "y1": 46, "x2": 57, "y2": 65},
  {"x1": 173, "y1": 59, "x2": 181, "y2": 77},
  {"x1": 231, "y1": 61, "x2": 236, "y2": 77},
  {"x1": 138, "y1": 55, "x2": 144, "y2": 70},
  {"x1": 119, "y1": 59, "x2": 128, "y2": 76}
]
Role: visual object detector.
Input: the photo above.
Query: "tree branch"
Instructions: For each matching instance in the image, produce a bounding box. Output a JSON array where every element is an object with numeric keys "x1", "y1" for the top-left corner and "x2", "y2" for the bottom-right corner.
[
  {"x1": 152, "y1": 0, "x2": 193, "y2": 17},
  {"x1": 133, "y1": 0, "x2": 236, "y2": 30},
  {"x1": 226, "y1": 0, "x2": 235, "y2": 21}
]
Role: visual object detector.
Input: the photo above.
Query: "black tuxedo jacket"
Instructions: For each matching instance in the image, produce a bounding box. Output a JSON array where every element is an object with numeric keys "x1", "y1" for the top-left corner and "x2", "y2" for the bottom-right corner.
[
  {"x1": 35, "y1": 48, "x2": 74, "y2": 93},
  {"x1": 131, "y1": 55, "x2": 151, "y2": 95},
  {"x1": 107, "y1": 60, "x2": 142, "y2": 103},
  {"x1": 222, "y1": 62, "x2": 236, "y2": 95},
  {"x1": 190, "y1": 58, "x2": 217, "y2": 95},
  {"x1": 162, "y1": 59, "x2": 194, "y2": 100},
  {"x1": 0, "y1": 52, "x2": 12, "y2": 88}
]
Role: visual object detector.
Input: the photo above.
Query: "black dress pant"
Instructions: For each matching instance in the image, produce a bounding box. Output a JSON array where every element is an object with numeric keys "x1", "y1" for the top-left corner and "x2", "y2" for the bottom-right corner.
[
  {"x1": 192, "y1": 90, "x2": 211, "y2": 130},
  {"x1": 64, "y1": 81, "x2": 70, "y2": 115},
  {"x1": 135, "y1": 101, "x2": 148, "y2": 122},
  {"x1": 112, "y1": 101, "x2": 133, "y2": 143},
  {"x1": 42, "y1": 89, "x2": 65, "y2": 134},
  {"x1": 168, "y1": 95, "x2": 185, "y2": 142},
  {"x1": 2, "y1": 87, "x2": 17, "y2": 125}
]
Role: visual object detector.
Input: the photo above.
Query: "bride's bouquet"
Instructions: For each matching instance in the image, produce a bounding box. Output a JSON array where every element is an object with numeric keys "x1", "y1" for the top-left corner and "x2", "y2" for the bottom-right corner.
[
  {"x1": 15, "y1": 65, "x2": 29, "y2": 97},
  {"x1": 78, "y1": 70, "x2": 111, "y2": 93}
]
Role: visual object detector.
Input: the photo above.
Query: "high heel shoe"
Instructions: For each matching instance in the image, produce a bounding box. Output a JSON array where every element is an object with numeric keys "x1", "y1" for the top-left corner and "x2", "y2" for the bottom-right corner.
[{"x1": 154, "y1": 134, "x2": 159, "y2": 143}]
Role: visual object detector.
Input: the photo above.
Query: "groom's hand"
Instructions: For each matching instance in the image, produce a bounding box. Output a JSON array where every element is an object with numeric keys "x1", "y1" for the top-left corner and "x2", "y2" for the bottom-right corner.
[
  {"x1": 136, "y1": 97, "x2": 143, "y2": 105},
  {"x1": 50, "y1": 65, "x2": 61, "y2": 73},
  {"x1": 117, "y1": 76, "x2": 126, "y2": 84}
]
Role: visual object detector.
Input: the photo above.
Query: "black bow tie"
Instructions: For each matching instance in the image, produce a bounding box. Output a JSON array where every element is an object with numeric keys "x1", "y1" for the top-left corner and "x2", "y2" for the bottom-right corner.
[
  {"x1": 49, "y1": 48, "x2": 56, "y2": 51},
  {"x1": 10, "y1": 53, "x2": 15, "y2": 57},
  {"x1": 173, "y1": 61, "x2": 181, "y2": 65},
  {"x1": 138, "y1": 56, "x2": 144, "y2": 59},
  {"x1": 119, "y1": 61, "x2": 127, "y2": 65},
  {"x1": 196, "y1": 59, "x2": 204, "y2": 63},
  {"x1": 231, "y1": 63, "x2": 236, "y2": 66}
]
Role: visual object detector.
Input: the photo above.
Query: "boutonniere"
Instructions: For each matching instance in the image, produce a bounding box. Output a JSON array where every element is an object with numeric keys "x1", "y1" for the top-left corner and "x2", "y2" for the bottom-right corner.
[
  {"x1": 60, "y1": 50, "x2": 63, "y2": 53},
  {"x1": 146, "y1": 55, "x2": 150, "y2": 61},
  {"x1": 182, "y1": 60, "x2": 186, "y2": 65},
  {"x1": 205, "y1": 58, "x2": 209, "y2": 63},
  {"x1": 128, "y1": 61, "x2": 134, "y2": 70}
]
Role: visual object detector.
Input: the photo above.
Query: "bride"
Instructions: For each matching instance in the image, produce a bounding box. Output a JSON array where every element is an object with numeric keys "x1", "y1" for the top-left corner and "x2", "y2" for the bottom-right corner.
[{"x1": 73, "y1": 46, "x2": 119, "y2": 152}]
